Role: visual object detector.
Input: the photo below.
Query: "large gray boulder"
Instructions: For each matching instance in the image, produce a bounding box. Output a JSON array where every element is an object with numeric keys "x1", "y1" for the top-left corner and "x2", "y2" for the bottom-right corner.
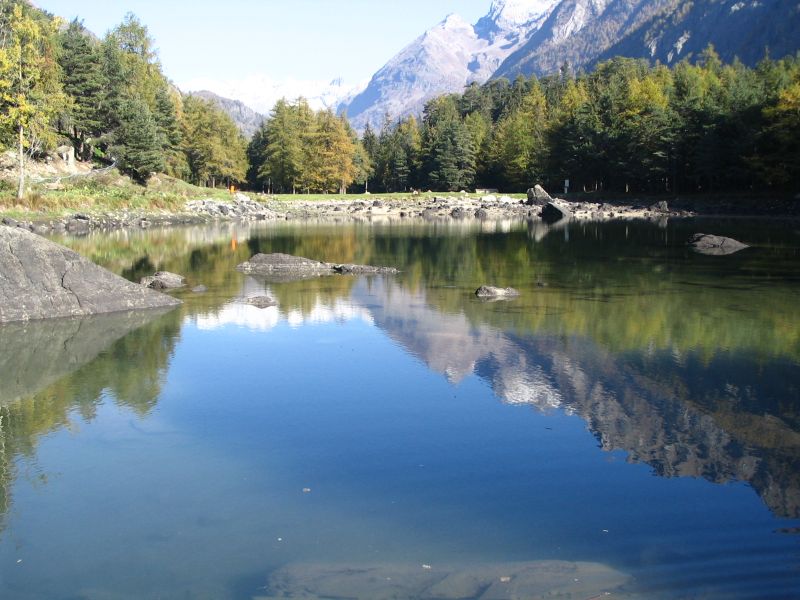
[
  {"x1": 688, "y1": 233, "x2": 749, "y2": 256},
  {"x1": 237, "y1": 253, "x2": 399, "y2": 281},
  {"x1": 0, "y1": 225, "x2": 181, "y2": 323},
  {"x1": 526, "y1": 185, "x2": 553, "y2": 206}
]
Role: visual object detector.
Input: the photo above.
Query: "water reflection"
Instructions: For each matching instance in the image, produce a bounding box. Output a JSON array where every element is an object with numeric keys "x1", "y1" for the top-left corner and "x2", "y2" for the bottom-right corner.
[
  {"x1": 0, "y1": 309, "x2": 181, "y2": 532},
  {"x1": 0, "y1": 219, "x2": 795, "y2": 597},
  {"x1": 33, "y1": 220, "x2": 800, "y2": 522}
]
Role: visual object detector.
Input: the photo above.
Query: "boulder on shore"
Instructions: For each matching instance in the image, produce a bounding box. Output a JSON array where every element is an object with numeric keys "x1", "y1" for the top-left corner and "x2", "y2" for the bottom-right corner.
[
  {"x1": 541, "y1": 202, "x2": 572, "y2": 224},
  {"x1": 0, "y1": 225, "x2": 181, "y2": 324},
  {"x1": 688, "y1": 233, "x2": 749, "y2": 256},
  {"x1": 237, "y1": 253, "x2": 398, "y2": 281},
  {"x1": 526, "y1": 185, "x2": 553, "y2": 206},
  {"x1": 476, "y1": 286, "x2": 521, "y2": 299}
]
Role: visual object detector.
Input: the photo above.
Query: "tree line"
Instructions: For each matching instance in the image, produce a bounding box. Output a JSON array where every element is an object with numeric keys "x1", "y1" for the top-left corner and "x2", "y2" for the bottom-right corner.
[
  {"x1": 0, "y1": 1, "x2": 247, "y2": 198},
  {"x1": 3, "y1": 0, "x2": 799, "y2": 199},
  {"x1": 334, "y1": 49, "x2": 798, "y2": 195}
]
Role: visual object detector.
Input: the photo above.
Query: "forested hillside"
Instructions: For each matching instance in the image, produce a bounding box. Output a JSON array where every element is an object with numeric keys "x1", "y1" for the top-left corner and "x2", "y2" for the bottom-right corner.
[
  {"x1": 335, "y1": 51, "x2": 800, "y2": 195},
  {"x1": 0, "y1": 1, "x2": 247, "y2": 198}
]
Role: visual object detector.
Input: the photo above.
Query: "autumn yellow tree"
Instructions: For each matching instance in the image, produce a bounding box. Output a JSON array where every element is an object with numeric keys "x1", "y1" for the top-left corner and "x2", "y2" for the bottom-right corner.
[{"x1": 0, "y1": 2, "x2": 64, "y2": 199}]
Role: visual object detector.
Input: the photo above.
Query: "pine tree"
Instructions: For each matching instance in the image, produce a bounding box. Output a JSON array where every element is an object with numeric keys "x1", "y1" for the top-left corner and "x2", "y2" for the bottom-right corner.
[
  {"x1": 58, "y1": 19, "x2": 105, "y2": 160},
  {"x1": 112, "y1": 97, "x2": 163, "y2": 183}
]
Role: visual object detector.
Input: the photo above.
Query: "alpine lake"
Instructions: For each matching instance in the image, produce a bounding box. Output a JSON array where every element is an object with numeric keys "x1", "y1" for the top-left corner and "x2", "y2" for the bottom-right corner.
[{"x1": 0, "y1": 215, "x2": 798, "y2": 599}]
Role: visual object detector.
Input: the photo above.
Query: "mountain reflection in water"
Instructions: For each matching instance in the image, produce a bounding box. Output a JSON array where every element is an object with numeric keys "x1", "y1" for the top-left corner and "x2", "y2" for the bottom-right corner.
[{"x1": 0, "y1": 219, "x2": 797, "y2": 598}]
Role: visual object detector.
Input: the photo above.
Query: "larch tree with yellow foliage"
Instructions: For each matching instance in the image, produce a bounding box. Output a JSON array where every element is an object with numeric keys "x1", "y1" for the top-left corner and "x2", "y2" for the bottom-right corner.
[{"x1": 0, "y1": 2, "x2": 64, "y2": 199}]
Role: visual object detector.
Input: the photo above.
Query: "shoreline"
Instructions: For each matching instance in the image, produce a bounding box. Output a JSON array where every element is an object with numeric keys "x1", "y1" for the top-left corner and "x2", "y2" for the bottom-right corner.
[{"x1": 1, "y1": 191, "x2": 798, "y2": 235}]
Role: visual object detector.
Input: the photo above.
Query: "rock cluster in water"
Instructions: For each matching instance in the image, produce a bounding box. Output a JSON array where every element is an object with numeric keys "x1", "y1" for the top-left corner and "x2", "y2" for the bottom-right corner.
[
  {"x1": 0, "y1": 225, "x2": 181, "y2": 323},
  {"x1": 475, "y1": 285, "x2": 521, "y2": 299},
  {"x1": 237, "y1": 253, "x2": 399, "y2": 281}
]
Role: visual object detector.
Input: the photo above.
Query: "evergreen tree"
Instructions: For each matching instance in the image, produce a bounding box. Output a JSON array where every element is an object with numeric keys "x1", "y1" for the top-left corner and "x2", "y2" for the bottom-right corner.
[
  {"x1": 112, "y1": 97, "x2": 163, "y2": 183},
  {"x1": 57, "y1": 19, "x2": 105, "y2": 160},
  {"x1": 423, "y1": 96, "x2": 476, "y2": 191}
]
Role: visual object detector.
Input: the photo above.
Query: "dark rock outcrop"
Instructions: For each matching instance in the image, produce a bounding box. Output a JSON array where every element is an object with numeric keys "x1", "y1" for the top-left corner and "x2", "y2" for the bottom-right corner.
[
  {"x1": 475, "y1": 286, "x2": 521, "y2": 299},
  {"x1": 237, "y1": 253, "x2": 399, "y2": 281},
  {"x1": 688, "y1": 233, "x2": 749, "y2": 256},
  {"x1": 0, "y1": 226, "x2": 181, "y2": 323},
  {"x1": 526, "y1": 184, "x2": 553, "y2": 206},
  {"x1": 541, "y1": 202, "x2": 572, "y2": 224}
]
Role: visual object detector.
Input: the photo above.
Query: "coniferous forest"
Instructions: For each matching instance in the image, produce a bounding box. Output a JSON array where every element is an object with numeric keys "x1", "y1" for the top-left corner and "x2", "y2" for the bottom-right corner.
[{"x1": 2, "y1": 0, "x2": 799, "y2": 199}]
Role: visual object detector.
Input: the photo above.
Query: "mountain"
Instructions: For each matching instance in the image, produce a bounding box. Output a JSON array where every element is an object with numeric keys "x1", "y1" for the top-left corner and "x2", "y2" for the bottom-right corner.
[
  {"x1": 341, "y1": 0, "x2": 799, "y2": 132},
  {"x1": 180, "y1": 76, "x2": 364, "y2": 119},
  {"x1": 339, "y1": 0, "x2": 561, "y2": 131},
  {"x1": 494, "y1": 0, "x2": 679, "y2": 78},
  {"x1": 187, "y1": 91, "x2": 266, "y2": 138},
  {"x1": 595, "y1": 0, "x2": 800, "y2": 68}
]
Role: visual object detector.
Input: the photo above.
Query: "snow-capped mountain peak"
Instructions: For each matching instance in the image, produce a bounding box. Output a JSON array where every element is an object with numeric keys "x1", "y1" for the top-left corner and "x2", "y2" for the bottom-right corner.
[{"x1": 488, "y1": 0, "x2": 560, "y2": 28}]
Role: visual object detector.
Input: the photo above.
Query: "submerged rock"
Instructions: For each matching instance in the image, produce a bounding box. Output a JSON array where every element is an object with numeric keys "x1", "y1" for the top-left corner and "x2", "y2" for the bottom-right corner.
[
  {"x1": 476, "y1": 286, "x2": 521, "y2": 299},
  {"x1": 140, "y1": 271, "x2": 186, "y2": 289},
  {"x1": 264, "y1": 560, "x2": 631, "y2": 600},
  {"x1": 541, "y1": 202, "x2": 572, "y2": 224},
  {"x1": 688, "y1": 233, "x2": 749, "y2": 256},
  {"x1": 0, "y1": 225, "x2": 181, "y2": 323},
  {"x1": 237, "y1": 253, "x2": 398, "y2": 281}
]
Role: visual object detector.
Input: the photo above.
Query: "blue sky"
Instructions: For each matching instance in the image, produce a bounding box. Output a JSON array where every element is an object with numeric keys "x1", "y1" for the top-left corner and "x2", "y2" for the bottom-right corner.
[{"x1": 35, "y1": 0, "x2": 492, "y2": 83}]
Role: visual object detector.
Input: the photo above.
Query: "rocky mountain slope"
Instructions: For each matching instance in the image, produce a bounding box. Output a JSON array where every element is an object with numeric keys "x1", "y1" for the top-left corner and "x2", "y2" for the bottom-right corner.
[
  {"x1": 494, "y1": 0, "x2": 679, "y2": 78},
  {"x1": 342, "y1": 0, "x2": 799, "y2": 131},
  {"x1": 595, "y1": 0, "x2": 800, "y2": 68},
  {"x1": 187, "y1": 90, "x2": 266, "y2": 138},
  {"x1": 339, "y1": 0, "x2": 560, "y2": 131}
]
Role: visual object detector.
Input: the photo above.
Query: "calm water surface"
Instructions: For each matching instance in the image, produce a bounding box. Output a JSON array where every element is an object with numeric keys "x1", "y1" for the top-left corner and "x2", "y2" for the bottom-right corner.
[{"x1": 0, "y1": 218, "x2": 798, "y2": 599}]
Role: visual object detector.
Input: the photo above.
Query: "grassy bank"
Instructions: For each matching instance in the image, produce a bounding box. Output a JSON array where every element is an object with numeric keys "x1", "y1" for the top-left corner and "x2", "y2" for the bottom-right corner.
[{"x1": 0, "y1": 171, "x2": 234, "y2": 220}]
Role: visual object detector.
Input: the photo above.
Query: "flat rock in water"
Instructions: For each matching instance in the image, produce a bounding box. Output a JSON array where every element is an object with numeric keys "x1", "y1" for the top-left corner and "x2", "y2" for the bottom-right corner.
[
  {"x1": 688, "y1": 233, "x2": 749, "y2": 255},
  {"x1": 264, "y1": 560, "x2": 632, "y2": 600},
  {"x1": 237, "y1": 253, "x2": 333, "y2": 278},
  {"x1": 237, "y1": 253, "x2": 398, "y2": 281},
  {"x1": 476, "y1": 286, "x2": 521, "y2": 299},
  {"x1": 332, "y1": 263, "x2": 399, "y2": 275},
  {"x1": 140, "y1": 271, "x2": 186, "y2": 289},
  {"x1": 0, "y1": 225, "x2": 181, "y2": 324}
]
